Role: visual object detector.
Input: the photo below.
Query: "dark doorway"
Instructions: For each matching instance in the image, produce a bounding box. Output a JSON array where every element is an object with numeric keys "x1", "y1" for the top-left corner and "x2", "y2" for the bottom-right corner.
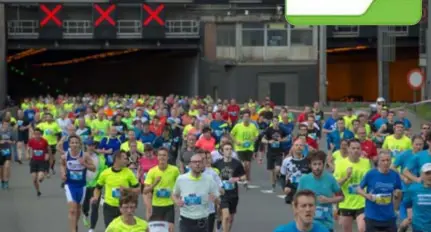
[{"x1": 270, "y1": 82, "x2": 285, "y2": 105}]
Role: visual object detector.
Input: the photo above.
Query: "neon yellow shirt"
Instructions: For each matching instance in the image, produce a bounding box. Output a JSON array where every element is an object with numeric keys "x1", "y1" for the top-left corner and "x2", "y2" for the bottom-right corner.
[
  {"x1": 106, "y1": 216, "x2": 148, "y2": 232},
  {"x1": 36, "y1": 122, "x2": 61, "y2": 145},
  {"x1": 120, "y1": 141, "x2": 145, "y2": 153},
  {"x1": 91, "y1": 119, "x2": 111, "y2": 142},
  {"x1": 382, "y1": 135, "x2": 412, "y2": 161},
  {"x1": 144, "y1": 165, "x2": 180, "y2": 207},
  {"x1": 334, "y1": 157, "x2": 371, "y2": 210},
  {"x1": 97, "y1": 167, "x2": 139, "y2": 207},
  {"x1": 343, "y1": 115, "x2": 357, "y2": 131},
  {"x1": 230, "y1": 122, "x2": 259, "y2": 152}
]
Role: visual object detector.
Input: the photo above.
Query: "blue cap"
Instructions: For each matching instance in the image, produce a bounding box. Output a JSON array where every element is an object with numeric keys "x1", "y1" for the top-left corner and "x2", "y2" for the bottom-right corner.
[{"x1": 84, "y1": 138, "x2": 95, "y2": 146}]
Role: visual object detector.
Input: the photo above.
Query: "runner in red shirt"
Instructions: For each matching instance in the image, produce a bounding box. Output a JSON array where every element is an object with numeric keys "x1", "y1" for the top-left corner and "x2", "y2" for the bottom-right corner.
[
  {"x1": 27, "y1": 128, "x2": 49, "y2": 197},
  {"x1": 227, "y1": 99, "x2": 240, "y2": 124},
  {"x1": 297, "y1": 106, "x2": 312, "y2": 124},
  {"x1": 357, "y1": 126, "x2": 378, "y2": 162}
]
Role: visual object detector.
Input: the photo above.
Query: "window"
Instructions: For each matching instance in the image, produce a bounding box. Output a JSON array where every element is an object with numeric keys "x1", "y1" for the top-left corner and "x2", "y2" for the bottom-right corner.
[
  {"x1": 266, "y1": 23, "x2": 287, "y2": 46},
  {"x1": 242, "y1": 23, "x2": 264, "y2": 46},
  {"x1": 290, "y1": 26, "x2": 313, "y2": 45},
  {"x1": 216, "y1": 24, "x2": 236, "y2": 46}
]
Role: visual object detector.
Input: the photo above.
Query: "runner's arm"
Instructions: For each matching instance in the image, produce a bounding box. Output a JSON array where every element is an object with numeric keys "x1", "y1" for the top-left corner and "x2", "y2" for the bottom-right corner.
[
  {"x1": 83, "y1": 153, "x2": 96, "y2": 172},
  {"x1": 60, "y1": 154, "x2": 67, "y2": 179}
]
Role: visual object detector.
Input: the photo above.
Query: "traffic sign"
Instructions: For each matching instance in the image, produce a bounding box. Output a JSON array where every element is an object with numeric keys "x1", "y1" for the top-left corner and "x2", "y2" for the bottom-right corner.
[{"x1": 407, "y1": 69, "x2": 424, "y2": 90}]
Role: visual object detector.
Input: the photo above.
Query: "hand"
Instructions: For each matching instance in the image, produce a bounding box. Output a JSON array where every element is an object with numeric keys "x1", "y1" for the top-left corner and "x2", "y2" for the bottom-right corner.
[
  {"x1": 61, "y1": 172, "x2": 67, "y2": 181},
  {"x1": 268, "y1": 140, "x2": 274, "y2": 144},
  {"x1": 346, "y1": 167, "x2": 353, "y2": 178},
  {"x1": 208, "y1": 193, "x2": 216, "y2": 202},
  {"x1": 365, "y1": 194, "x2": 375, "y2": 202},
  {"x1": 400, "y1": 218, "x2": 412, "y2": 228},
  {"x1": 317, "y1": 196, "x2": 331, "y2": 204},
  {"x1": 329, "y1": 143, "x2": 335, "y2": 151},
  {"x1": 106, "y1": 148, "x2": 113, "y2": 154},
  {"x1": 175, "y1": 198, "x2": 185, "y2": 207},
  {"x1": 90, "y1": 197, "x2": 99, "y2": 204},
  {"x1": 284, "y1": 187, "x2": 291, "y2": 194},
  {"x1": 78, "y1": 157, "x2": 85, "y2": 165},
  {"x1": 402, "y1": 176, "x2": 412, "y2": 185},
  {"x1": 44, "y1": 154, "x2": 49, "y2": 161},
  {"x1": 229, "y1": 177, "x2": 240, "y2": 183}
]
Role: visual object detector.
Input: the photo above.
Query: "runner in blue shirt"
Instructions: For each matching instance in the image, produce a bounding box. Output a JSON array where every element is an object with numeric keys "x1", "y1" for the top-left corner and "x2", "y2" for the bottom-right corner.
[
  {"x1": 357, "y1": 150, "x2": 402, "y2": 232},
  {"x1": 404, "y1": 132, "x2": 431, "y2": 184},
  {"x1": 297, "y1": 150, "x2": 344, "y2": 231},
  {"x1": 273, "y1": 189, "x2": 329, "y2": 232},
  {"x1": 403, "y1": 163, "x2": 431, "y2": 232}
]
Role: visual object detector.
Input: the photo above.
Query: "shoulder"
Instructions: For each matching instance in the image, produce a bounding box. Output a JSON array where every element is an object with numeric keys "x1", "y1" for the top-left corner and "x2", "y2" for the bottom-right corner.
[
  {"x1": 168, "y1": 165, "x2": 180, "y2": 173},
  {"x1": 273, "y1": 222, "x2": 295, "y2": 232}
]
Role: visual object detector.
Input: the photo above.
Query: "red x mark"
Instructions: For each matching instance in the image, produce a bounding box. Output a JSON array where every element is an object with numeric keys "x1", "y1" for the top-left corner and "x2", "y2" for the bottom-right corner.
[
  {"x1": 94, "y1": 4, "x2": 116, "y2": 27},
  {"x1": 40, "y1": 4, "x2": 62, "y2": 27},
  {"x1": 143, "y1": 4, "x2": 165, "y2": 26}
]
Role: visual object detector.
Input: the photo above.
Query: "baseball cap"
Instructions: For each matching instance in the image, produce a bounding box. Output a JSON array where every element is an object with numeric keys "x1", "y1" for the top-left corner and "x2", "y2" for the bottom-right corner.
[
  {"x1": 421, "y1": 163, "x2": 431, "y2": 173},
  {"x1": 84, "y1": 138, "x2": 96, "y2": 146}
]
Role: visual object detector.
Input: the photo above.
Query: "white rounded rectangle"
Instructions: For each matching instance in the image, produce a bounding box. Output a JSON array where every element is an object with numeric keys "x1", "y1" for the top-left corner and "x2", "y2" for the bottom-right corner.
[{"x1": 286, "y1": 0, "x2": 374, "y2": 16}]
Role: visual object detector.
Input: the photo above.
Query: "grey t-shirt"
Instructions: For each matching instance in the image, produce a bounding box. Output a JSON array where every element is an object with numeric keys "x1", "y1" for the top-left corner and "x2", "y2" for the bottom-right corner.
[
  {"x1": 0, "y1": 127, "x2": 14, "y2": 151},
  {"x1": 179, "y1": 148, "x2": 195, "y2": 165}
]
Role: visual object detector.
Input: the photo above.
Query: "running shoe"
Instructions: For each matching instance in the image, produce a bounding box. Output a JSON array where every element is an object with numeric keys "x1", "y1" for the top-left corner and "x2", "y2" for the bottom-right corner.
[{"x1": 82, "y1": 216, "x2": 90, "y2": 228}]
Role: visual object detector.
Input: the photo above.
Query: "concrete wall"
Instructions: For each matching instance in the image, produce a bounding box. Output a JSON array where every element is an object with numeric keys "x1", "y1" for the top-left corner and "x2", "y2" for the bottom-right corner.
[{"x1": 198, "y1": 61, "x2": 318, "y2": 105}]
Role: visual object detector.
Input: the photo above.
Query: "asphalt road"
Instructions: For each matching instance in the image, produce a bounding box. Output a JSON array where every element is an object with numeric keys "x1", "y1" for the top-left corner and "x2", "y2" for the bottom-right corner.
[{"x1": 0, "y1": 110, "x2": 424, "y2": 232}]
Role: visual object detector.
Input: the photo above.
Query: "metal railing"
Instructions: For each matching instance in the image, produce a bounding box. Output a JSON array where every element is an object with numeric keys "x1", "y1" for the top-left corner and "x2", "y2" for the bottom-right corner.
[
  {"x1": 63, "y1": 20, "x2": 93, "y2": 39},
  {"x1": 7, "y1": 19, "x2": 200, "y2": 39},
  {"x1": 165, "y1": 20, "x2": 200, "y2": 38},
  {"x1": 117, "y1": 20, "x2": 142, "y2": 38},
  {"x1": 7, "y1": 20, "x2": 39, "y2": 39}
]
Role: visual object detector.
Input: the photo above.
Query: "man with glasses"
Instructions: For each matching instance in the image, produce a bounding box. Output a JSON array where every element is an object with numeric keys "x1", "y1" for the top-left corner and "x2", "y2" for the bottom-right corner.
[
  {"x1": 105, "y1": 190, "x2": 149, "y2": 231},
  {"x1": 173, "y1": 154, "x2": 220, "y2": 232},
  {"x1": 419, "y1": 123, "x2": 430, "y2": 150}
]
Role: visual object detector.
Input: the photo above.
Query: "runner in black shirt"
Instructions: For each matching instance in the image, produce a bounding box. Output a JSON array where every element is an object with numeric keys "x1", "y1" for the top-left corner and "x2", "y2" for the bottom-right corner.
[
  {"x1": 262, "y1": 117, "x2": 287, "y2": 192},
  {"x1": 213, "y1": 142, "x2": 246, "y2": 232},
  {"x1": 280, "y1": 139, "x2": 311, "y2": 204}
]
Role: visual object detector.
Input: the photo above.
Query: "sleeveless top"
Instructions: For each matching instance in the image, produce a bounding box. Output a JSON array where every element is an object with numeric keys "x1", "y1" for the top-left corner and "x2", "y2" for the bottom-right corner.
[{"x1": 65, "y1": 150, "x2": 87, "y2": 187}]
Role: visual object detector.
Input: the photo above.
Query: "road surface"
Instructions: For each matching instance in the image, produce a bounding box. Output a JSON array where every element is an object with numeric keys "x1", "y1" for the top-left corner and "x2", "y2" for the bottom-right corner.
[{"x1": 0, "y1": 111, "x2": 424, "y2": 232}]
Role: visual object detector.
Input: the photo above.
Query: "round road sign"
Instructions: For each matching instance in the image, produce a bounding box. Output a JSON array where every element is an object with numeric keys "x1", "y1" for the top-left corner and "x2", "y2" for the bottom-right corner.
[{"x1": 407, "y1": 69, "x2": 424, "y2": 90}]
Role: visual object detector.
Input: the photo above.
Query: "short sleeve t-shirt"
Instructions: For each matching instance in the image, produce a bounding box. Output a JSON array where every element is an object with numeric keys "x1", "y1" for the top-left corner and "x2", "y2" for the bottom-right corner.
[
  {"x1": 359, "y1": 169, "x2": 402, "y2": 221},
  {"x1": 144, "y1": 165, "x2": 180, "y2": 207},
  {"x1": 96, "y1": 167, "x2": 139, "y2": 207},
  {"x1": 274, "y1": 221, "x2": 329, "y2": 232},
  {"x1": 105, "y1": 216, "x2": 148, "y2": 232},
  {"x1": 28, "y1": 138, "x2": 49, "y2": 161},
  {"x1": 230, "y1": 123, "x2": 259, "y2": 152}
]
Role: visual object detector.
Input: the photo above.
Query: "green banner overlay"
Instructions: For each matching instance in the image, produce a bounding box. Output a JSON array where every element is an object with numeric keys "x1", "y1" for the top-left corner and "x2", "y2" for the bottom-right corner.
[{"x1": 286, "y1": 0, "x2": 422, "y2": 25}]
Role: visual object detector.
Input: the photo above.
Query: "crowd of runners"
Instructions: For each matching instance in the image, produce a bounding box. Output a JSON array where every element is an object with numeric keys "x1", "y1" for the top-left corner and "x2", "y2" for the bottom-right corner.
[{"x1": 0, "y1": 94, "x2": 430, "y2": 232}]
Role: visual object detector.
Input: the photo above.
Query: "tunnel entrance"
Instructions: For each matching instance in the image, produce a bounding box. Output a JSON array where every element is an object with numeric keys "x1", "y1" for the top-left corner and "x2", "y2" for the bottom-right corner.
[{"x1": 8, "y1": 49, "x2": 199, "y2": 99}]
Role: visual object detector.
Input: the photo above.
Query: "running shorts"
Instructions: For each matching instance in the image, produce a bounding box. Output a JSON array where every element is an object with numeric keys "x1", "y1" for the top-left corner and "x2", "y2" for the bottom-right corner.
[
  {"x1": 237, "y1": 151, "x2": 253, "y2": 162},
  {"x1": 30, "y1": 159, "x2": 48, "y2": 173},
  {"x1": 65, "y1": 184, "x2": 86, "y2": 204}
]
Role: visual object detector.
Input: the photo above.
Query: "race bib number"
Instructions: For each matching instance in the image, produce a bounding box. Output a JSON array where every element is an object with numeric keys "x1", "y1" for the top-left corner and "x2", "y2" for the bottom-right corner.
[
  {"x1": 112, "y1": 188, "x2": 121, "y2": 198},
  {"x1": 348, "y1": 184, "x2": 359, "y2": 194},
  {"x1": 1, "y1": 149, "x2": 11, "y2": 157},
  {"x1": 45, "y1": 129, "x2": 53, "y2": 135},
  {"x1": 374, "y1": 193, "x2": 392, "y2": 205},
  {"x1": 149, "y1": 221, "x2": 169, "y2": 232},
  {"x1": 69, "y1": 171, "x2": 84, "y2": 181},
  {"x1": 156, "y1": 189, "x2": 171, "y2": 198},
  {"x1": 17, "y1": 120, "x2": 23, "y2": 126},
  {"x1": 98, "y1": 130, "x2": 104, "y2": 136},
  {"x1": 315, "y1": 206, "x2": 329, "y2": 220},
  {"x1": 184, "y1": 166, "x2": 190, "y2": 173},
  {"x1": 243, "y1": 141, "x2": 251, "y2": 148},
  {"x1": 115, "y1": 126, "x2": 123, "y2": 132},
  {"x1": 173, "y1": 137, "x2": 180, "y2": 143},
  {"x1": 34, "y1": 150, "x2": 44, "y2": 157},
  {"x1": 214, "y1": 130, "x2": 223, "y2": 137},
  {"x1": 106, "y1": 155, "x2": 114, "y2": 165},
  {"x1": 162, "y1": 142, "x2": 171, "y2": 149},
  {"x1": 184, "y1": 193, "x2": 202, "y2": 206},
  {"x1": 271, "y1": 141, "x2": 280, "y2": 148},
  {"x1": 222, "y1": 180, "x2": 235, "y2": 190}
]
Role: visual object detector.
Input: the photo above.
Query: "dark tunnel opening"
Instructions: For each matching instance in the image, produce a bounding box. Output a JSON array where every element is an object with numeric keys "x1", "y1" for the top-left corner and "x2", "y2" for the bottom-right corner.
[{"x1": 8, "y1": 49, "x2": 199, "y2": 100}]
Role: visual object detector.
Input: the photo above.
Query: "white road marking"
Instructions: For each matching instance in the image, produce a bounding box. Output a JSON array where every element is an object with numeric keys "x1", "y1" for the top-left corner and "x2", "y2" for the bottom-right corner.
[
  {"x1": 277, "y1": 195, "x2": 285, "y2": 199},
  {"x1": 247, "y1": 185, "x2": 260, "y2": 189},
  {"x1": 261, "y1": 190, "x2": 274, "y2": 194}
]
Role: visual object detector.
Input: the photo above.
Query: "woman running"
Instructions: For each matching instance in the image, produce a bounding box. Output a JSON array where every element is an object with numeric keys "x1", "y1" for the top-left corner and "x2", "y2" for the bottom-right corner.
[{"x1": 137, "y1": 145, "x2": 158, "y2": 220}]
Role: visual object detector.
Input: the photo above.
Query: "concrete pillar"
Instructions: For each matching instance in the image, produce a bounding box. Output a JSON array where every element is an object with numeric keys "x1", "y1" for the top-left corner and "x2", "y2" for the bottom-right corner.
[{"x1": 0, "y1": 4, "x2": 7, "y2": 109}]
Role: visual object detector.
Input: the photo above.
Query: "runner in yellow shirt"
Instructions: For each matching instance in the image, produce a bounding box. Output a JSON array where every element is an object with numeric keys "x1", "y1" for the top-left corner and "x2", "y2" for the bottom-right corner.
[
  {"x1": 382, "y1": 121, "x2": 412, "y2": 163},
  {"x1": 106, "y1": 190, "x2": 149, "y2": 232},
  {"x1": 36, "y1": 113, "x2": 61, "y2": 175},
  {"x1": 230, "y1": 112, "x2": 259, "y2": 186},
  {"x1": 334, "y1": 139, "x2": 371, "y2": 232},
  {"x1": 91, "y1": 110, "x2": 111, "y2": 144}
]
